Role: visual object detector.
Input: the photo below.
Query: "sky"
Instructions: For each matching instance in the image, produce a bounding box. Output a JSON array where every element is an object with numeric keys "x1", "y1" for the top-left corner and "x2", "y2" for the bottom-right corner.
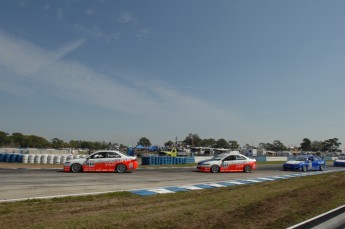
[{"x1": 0, "y1": 0, "x2": 345, "y2": 148}]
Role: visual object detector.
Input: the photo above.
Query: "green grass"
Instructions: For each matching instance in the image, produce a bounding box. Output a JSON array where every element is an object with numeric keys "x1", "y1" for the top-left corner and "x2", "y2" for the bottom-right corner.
[{"x1": 1, "y1": 171, "x2": 345, "y2": 229}]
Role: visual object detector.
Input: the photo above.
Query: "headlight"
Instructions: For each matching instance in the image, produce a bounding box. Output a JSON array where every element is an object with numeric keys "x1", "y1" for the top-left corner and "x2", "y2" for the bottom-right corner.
[
  {"x1": 64, "y1": 161, "x2": 71, "y2": 165},
  {"x1": 202, "y1": 163, "x2": 210, "y2": 165}
]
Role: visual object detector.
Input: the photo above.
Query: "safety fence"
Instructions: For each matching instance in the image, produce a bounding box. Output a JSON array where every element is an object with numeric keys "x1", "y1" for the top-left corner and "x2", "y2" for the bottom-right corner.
[{"x1": 141, "y1": 156, "x2": 195, "y2": 165}]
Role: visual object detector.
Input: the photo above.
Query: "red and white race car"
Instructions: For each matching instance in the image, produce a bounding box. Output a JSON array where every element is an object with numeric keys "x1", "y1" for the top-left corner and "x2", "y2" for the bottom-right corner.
[
  {"x1": 197, "y1": 153, "x2": 256, "y2": 173},
  {"x1": 63, "y1": 150, "x2": 138, "y2": 173}
]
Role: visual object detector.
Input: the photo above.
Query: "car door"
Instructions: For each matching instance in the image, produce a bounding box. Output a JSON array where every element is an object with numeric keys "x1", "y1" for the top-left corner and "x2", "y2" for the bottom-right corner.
[
  {"x1": 84, "y1": 152, "x2": 108, "y2": 172},
  {"x1": 106, "y1": 152, "x2": 122, "y2": 171},
  {"x1": 233, "y1": 155, "x2": 247, "y2": 171},
  {"x1": 222, "y1": 155, "x2": 237, "y2": 172}
]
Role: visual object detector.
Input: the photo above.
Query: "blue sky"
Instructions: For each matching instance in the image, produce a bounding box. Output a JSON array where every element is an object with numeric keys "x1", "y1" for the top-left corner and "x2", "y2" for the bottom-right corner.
[{"x1": 0, "y1": 0, "x2": 344, "y2": 148}]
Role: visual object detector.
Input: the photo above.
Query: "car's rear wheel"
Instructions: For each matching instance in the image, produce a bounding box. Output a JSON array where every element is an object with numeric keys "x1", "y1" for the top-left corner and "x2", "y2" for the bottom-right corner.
[
  {"x1": 244, "y1": 165, "x2": 252, "y2": 173},
  {"x1": 320, "y1": 165, "x2": 325, "y2": 171},
  {"x1": 71, "y1": 163, "x2": 82, "y2": 173},
  {"x1": 116, "y1": 164, "x2": 127, "y2": 173},
  {"x1": 210, "y1": 165, "x2": 220, "y2": 173},
  {"x1": 302, "y1": 165, "x2": 307, "y2": 172}
]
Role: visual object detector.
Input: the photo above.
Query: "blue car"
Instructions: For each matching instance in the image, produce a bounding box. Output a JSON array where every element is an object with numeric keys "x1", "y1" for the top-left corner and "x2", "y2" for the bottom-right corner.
[
  {"x1": 333, "y1": 156, "x2": 345, "y2": 167},
  {"x1": 283, "y1": 155, "x2": 326, "y2": 172}
]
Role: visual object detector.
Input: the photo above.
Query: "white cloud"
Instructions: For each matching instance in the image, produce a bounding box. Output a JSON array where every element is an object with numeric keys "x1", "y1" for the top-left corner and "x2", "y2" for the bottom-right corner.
[
  {"x1": 136, "y1": 28, "x2": 151, "y2": 40},
  {"x1": 85, "y1": 9, "x2": 96, "y2": 16},
  {"x1": 0, "y1": 31, "x2": 231, "y2": 124},
  {"x1": 57, "y1": 8, "x2": 64, "y2": 20},
  {"x1": 118, "y1": 11, "x2": 135, "y2": 24},
  {"x1": 73, "y1": 23, "x2": 120, "y2": 42},
  {"x1": 42, "y1": 4, "x2": 50, "y2": 11}
]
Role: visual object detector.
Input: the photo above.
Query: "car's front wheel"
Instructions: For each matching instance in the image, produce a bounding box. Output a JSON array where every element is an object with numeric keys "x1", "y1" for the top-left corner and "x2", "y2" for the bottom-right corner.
[
  {"x1": 210, "y1": 165, "x2": 220, "y2": 173},
  {"x1": 244, "y1": 165, "x2": 252, "y2": 173},
  {"x1": 116, "y1": 164, "x2": 127, "y2": 173},
  {"x1": 320, "y1": 165, "x2": 325, "y2": 171},
  {"x1": 70, "y1": 163, "x2": 82, "y2": 173}
]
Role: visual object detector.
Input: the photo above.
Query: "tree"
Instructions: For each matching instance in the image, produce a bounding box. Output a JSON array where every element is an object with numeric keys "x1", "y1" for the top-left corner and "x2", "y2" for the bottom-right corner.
[
  {"x1": 0, "y1": 131, "x2": 8, "y2": 146},
  {"x1": 12, "y1": 132, "x2": 26, "y2": 147},
  {"x1": 311, "y1": 141, "x2": 323, "y2": 152},
  {"x1": 300, "y1": 138, "x2": 312, "y2": 151},
  {"x1": 272, "y1": 140, "x2": 287, "y2": 151},
  {"x1": 51, "y1": 138, "x2": 66, "y2": 149},
  {"x1": 183, "y1": 133, "x2": 202, "y2": 147},
  {"x1": 258, "y1": 141, "x2": 286, "y2": 151},
  {"x1": 164, "y1": 140, "x2": 174, "y2": 147},
  {"x1": 201, "y1": 138, "x2": 216, "y2": 147},
  {"x1": 228, "y1": 140, "x2": 240, "y2": 150},
  {"x1": 322, "y1": 138, "x2": 341, "y2": 152},
  {"x1": 214, "y1": 138, "x2": 230, "y2": 149},
  {"x1": 137, "y1": 137, "x2": 151, "y2": 147}
]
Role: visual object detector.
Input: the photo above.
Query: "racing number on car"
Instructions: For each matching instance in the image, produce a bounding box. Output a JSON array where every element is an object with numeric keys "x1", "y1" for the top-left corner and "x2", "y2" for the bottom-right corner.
[{"x1": 86, "y1": 161, "x2": 95, "y2": 167}]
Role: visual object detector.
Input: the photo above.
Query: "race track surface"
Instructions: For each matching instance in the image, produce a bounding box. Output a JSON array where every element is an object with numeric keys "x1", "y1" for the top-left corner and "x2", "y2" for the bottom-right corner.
[{"x1": 1, "y1": 164, "x2": 343, "y2": 202}]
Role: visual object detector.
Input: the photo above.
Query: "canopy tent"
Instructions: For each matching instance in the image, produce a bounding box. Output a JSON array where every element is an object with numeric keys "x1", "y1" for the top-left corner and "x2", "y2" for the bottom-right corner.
[
  {"x1": 134, "y1": 144, "x2": 146, "y2": 149},
  {"x1": 148, "y1": 146, "x2": 158, "y2": 151}
]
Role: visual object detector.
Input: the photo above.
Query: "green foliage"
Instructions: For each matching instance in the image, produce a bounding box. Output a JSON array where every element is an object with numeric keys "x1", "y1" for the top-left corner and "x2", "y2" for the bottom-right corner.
[
  {"x1": 322, "y1": 138, "x2": 341, "y2": 152},
  {"x1": 137, "y1": 137, "x2": 151, "y2": 147},
  {"x1": 201, "y1": 138, "x2": 216, "y2": 147},
  {"x1": 228, "y1": 140, "x2": 240, "y2": 149},
  {"x1": 0, "y1": 131, "x2": 111, "y2": 150},
  {"x1": 300, "y1": 138, "x2": 312, "y2": 151},
  {"x1": 164, "y1": 140, "x2": 174, "y2": 147},
  {"x1": 214, "y1": 138, "x2": 230, "y2": 149}
]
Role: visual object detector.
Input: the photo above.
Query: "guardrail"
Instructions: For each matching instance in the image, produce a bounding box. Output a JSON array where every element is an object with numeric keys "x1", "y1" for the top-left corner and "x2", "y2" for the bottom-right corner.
[{"x1": 287, "y1": 205, "x2": 345, "y2": 229}]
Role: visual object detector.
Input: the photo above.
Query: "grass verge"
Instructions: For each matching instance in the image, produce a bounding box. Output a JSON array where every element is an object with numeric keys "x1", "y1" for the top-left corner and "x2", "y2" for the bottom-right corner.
[{"x1": 1, "y1": 171, "x2": 345, "y2": 229}]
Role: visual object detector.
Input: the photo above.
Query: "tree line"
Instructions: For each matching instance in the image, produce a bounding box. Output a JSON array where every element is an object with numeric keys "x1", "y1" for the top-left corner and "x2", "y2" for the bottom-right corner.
[
  {"x1": 0, "y1": 131, "x2": 114, "y2": 150},
  {"x1": 0, "y1": 131, "x2": 342, "y2": 152}
]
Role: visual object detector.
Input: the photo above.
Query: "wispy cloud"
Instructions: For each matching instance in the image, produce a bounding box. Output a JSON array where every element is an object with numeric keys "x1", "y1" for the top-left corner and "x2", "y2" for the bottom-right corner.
[
  {"x1": 136, "y1": 28, "x2": 151, "y2": 40},
  {"x1": 0, "y1": 31, "x2": 231, "y2": 124},
  {"x1": 85, "y1": 9, "x2": 96, "y2": 16},
  {"x1": 73, "y1": 23, "x2": 120, "y2": 42},
  {"x1": 42, "y1": 4, "x2": 50, "y2": 11},
  {"x1": 118, "y1": 11, "x2": 135, "y2": 24},
  {"x1": 57, "y1": 8, "x2": 64, "y2": 20}
]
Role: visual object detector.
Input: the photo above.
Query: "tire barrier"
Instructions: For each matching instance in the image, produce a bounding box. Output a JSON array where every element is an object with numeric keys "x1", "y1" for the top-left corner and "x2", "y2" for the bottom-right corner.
[
  {"x1": 22, "y1": 154, "x2": 29, "y2": 163},
  {"x1": 141, "y1": 156, "x2": 195, "y2": 165},
  {"x1": 47, "y1": 155, "x2": 54, "y2": 164},
  {"x1": 0, "y1": 153, "x2": 86, "y2": 164},
  {"x1": 28, "y1": 154, "x2": 35, "y2": 163},
  {"x1": 34, "y1": 155, "x2": 41, "y2": 164},
  {"x1": 40, "y1": 154, "x2": 48, "y2": 164}
]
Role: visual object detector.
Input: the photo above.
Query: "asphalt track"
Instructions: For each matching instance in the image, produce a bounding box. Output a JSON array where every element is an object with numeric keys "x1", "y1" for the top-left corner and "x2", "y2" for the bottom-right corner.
[{"x1": 0, "y1": 164, "x2": 343, "y2": 202}]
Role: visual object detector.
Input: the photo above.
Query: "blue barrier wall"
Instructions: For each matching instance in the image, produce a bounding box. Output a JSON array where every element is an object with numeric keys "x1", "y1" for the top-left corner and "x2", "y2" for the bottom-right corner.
[{"x1": 141, "y1": 156, "x2": 195, "y2": 165}]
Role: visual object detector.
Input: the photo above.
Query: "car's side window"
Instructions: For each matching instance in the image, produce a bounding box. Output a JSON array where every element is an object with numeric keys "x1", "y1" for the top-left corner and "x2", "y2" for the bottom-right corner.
[
  {"x1": 108, "y1": 152, "x2": 121, "y2": 158},
  {"x1": 236, "y1": 156, "x2": 246, "y2": 160},
  {"x1": 92, "y1": 152, "x2": 107, "y2": 159}
]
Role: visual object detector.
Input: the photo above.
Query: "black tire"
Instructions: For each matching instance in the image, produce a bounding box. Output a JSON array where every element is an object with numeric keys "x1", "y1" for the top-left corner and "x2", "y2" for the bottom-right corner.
[
  {"x1": 244, "y1": 165, "x2": 252, "y2": 173},
  {"x1": 210, "y1": 165, "x2": 220, "y2": 173},
  {"x1": 116, "y1": 164, "x2": 127, "y2": 173},
  {"x1": 320, "y1": 165, "x2": 325, "y2": 171},
  {"x1": 71, "y1": 163, "x2": 82, "y2": 173},
  {"x1": 302, "y1": 165, "x2": 307, "y2": 172}
]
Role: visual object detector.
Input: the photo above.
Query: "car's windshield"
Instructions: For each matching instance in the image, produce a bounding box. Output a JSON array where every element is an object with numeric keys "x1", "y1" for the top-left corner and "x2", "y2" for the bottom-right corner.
[
  {"x1": 338, "y1": 156, "x2": 345, "y2": 160},
  {"x1": 296, "y1": 157, "x2": 308, "y2": 161},
  {"x1": 211, "y1": 155, "x2": 224, "y2": 160}
]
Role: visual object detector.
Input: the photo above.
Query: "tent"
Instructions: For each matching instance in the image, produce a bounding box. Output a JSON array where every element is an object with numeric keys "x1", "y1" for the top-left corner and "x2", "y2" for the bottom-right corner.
[
  {"x1": 134, "y1": 144, "x2": 146, "y2": 149},
  {"x1": 148, "y1": 146, "x2": 158, "y2": 151}
]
